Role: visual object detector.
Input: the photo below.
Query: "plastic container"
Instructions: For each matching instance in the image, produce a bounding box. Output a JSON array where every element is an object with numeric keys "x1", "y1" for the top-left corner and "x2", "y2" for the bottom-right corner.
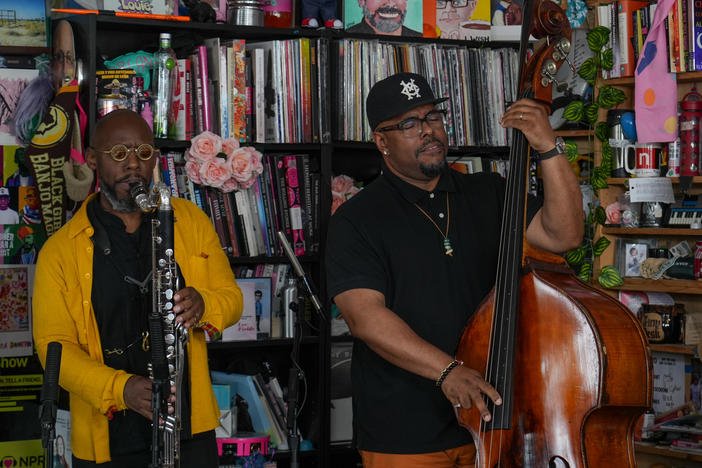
[
  {"x1": 153, "y1": 32, "x2": 177, "y2": 138},
  {"x1": 264, "y1": 0, "x2": 292, "y2": 28}
]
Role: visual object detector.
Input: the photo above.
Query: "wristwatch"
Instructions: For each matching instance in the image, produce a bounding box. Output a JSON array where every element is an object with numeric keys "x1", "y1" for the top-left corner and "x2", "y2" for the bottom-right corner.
[{"x1": 533, "y1": 136, "x2": 566, "y2": 161}]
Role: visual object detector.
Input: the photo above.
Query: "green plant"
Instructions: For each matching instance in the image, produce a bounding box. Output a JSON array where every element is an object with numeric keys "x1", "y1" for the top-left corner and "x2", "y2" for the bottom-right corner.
[{"x1": 561, "y1": 25, "x2": 625, "y2": 288}]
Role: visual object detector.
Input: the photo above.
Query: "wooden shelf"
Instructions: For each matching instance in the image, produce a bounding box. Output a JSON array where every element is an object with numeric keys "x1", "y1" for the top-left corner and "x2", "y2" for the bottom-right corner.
[
  {"x1": 604, "y1": 71, "x2": 702, "y2": 87},
  {"x1": 602, "y1": 227, "x2": 702, "y2": 236},
  {"x1": 603, "y1": 277, "x2": 702, "y2": 294},
  {"x1": 636, "y1": 443, "x2": 702, "y2": 462},
  {"x1": 607, "y1": 176, "x2": 702, "y2": 185},
  {"x1": 649, "y1": 343, "x2": 696, "y2": 355},
  {"x1": 555, "y1": 129, "x2": 594, "y2": 137}
]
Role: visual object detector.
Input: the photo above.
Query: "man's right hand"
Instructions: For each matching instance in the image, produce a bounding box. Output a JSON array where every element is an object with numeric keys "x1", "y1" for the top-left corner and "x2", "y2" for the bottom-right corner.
[
  {"x1": 124, "y1": 375, "x2": 154, "y2": 420},
  {"x1": 441, "y1": 365, "x2": 502, "y2": 422}
]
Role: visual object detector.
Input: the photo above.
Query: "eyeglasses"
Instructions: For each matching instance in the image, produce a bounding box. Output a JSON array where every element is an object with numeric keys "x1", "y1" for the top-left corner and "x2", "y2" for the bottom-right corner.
[
  {"x1": 99, "y1": 144, "x2": 158, "y2": 162},
  {"x1": 52, "y1": 51, "x2": 75, "y2": 65},
  {"x1": 376, "y1": 110, "x2": 447, "y2": 138},
  {"x1": 437, "y1": 0, "x2": 471, "y2": 8}
]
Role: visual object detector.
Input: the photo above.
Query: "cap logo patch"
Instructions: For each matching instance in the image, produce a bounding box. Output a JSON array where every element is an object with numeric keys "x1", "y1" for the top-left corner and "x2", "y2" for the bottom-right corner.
[{"x1": 400, "y1": 79, "x2": 421, "y2": 100}]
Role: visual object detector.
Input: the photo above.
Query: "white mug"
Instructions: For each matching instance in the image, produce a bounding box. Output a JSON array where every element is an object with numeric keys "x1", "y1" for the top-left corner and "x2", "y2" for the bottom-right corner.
[{"x1": 624, "y1": 143, "x2": 662, "y2": 177}]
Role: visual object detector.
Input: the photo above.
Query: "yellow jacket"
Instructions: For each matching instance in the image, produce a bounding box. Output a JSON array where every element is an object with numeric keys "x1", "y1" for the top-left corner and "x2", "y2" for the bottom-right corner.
[{"x1": 33, "y1": 194, "x2": 243, "y2": 463}]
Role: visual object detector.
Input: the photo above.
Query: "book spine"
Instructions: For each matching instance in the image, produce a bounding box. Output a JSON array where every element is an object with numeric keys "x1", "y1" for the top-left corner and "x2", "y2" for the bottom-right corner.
[
  {"x1": 166, "y1": 151, "x2": 179, "y2": 198},
  {"x1": 273, "y1": 154, "x2": 292, "y2": 242},
  {"x1": 184, "y1": 58, "x2": 193, "y2": 140},
  {"x1": 191, "y1": 52, "x2": 205, "y2": 134},
  {"x1": 232, "y1": 39, "x2": 247, "y2": 142},
  {"x1": 257, "y1": 173, "x2": 277, "y2": 257},
  {"x1": 227, "y1": 192, "x2": 249, "y2": 257},
  {"x1": 197, "y1": 45, "x2": 213, "y2": 131},
  {"x1": 254, "y1": 48, "x2": 266, "y2": 143},
  {"x1": 221, "y1": 189, "x2": 241, "y2": 257},
  {"x1": 299, "y1": 154, "x2": 315, "y2": 253},
  {"x1": 245, "y1": 51, "x2": 255, "y2": 143},
  {"x1": 206, "y1": 188, "x2": 230, "y2": 254},
  {"x1": 284, "y1": 154, "x2": 305, "y2": 255},
  {"x1": 264, "y1": 155, "x2": 283, "y2": 255},
  {"x1": 174, "y1": 59, "x2": 187, "y2": 141}
]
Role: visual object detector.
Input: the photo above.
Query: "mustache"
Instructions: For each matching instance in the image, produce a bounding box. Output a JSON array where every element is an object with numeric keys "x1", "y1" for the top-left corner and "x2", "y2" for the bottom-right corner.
[
  {"x1": 419, "y1": 137, "x2": 446, "y2": 153},
  {"x1": 374, "y1": 6, "x2": 404, "y2": 15}
]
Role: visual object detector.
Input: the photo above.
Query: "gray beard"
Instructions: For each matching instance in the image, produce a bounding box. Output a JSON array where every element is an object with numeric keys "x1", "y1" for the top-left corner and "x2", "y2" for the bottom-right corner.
[
  {"x1": 99, "y1": 176, "x2": 138, "y2": 213},
  {"x1": 364, "y1": 7, "x2": 405, "y2": 33},
  {"x1": 418, "y1": 156, "x2": 447, "y2": 179}
]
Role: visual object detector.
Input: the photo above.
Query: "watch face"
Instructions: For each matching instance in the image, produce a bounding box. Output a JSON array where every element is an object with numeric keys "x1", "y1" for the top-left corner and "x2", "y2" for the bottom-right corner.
[{"x1": 555, "y1": 137, "x2": 566, "y2": 153}]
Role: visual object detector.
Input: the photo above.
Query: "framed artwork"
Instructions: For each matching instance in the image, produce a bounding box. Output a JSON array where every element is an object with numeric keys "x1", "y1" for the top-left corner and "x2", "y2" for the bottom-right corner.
[
  {"x1": 238, "y1": 277, "x2": 272, "y2": 340},
  {"x1": 616, "y1": 239, "x2": 656, "y2": 278},
  {"x1": 0, "y1": 0, "x2": 47, "y2": 47},
  {"x1": 0, "y1": 69, "x2": 39, "y2": 146},
  {"x1": 343, "y1": 0, "x2": 423, "y2": 36}
]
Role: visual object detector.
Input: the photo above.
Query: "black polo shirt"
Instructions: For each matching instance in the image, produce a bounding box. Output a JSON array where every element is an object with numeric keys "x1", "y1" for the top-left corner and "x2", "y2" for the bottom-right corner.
[{"x1": 325, "y1": 162, "x2": 541, "y2": 453}]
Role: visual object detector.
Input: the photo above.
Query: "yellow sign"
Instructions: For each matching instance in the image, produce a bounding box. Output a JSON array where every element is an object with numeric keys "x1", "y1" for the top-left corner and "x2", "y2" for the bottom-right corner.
[{"x1": 0, "y1": 439, "x2": 44, "y2": 467}]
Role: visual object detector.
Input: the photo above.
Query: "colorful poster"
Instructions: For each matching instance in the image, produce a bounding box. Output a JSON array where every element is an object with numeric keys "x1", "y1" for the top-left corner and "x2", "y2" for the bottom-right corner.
[
  {"x1": 436, "y1": 0, "x2": 491, "y2": 40},
  {"x1": 0, "y1": 265, "x2": 34, "y2": 356}
]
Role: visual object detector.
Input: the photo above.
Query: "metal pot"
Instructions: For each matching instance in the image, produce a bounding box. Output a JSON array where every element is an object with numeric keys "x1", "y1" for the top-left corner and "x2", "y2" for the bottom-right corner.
[{"x1": 227, "y1": 0, "x2": 264, "y2": 27}]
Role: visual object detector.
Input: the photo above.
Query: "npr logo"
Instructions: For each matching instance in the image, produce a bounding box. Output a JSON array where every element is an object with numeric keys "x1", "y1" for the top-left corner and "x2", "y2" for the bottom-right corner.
[{"x1": 0, "y1": 455, "x2": 45, "y2": 467}]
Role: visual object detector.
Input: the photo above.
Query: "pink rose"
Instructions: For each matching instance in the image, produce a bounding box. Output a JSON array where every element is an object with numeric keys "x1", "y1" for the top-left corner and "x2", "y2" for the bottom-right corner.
[
  {"x1": 605, "y1": 201, "x2": 621, "y2": 225},
  {"x1": 331, "y1": 175, "x2": 355, "y2": 194},
  {"x1": 222, "y1": 137, "x2": 240, "y2": 156},
  {"x1": 199, "y1": 157, "x2": 231, "y2": 188},
  {"x1": 228, "y1": 147, "x2": 254, "y2": 183},
  {"x1": 220, "y1": 177, "x2": 240, "y2": 193},
  {"x1": 251, "y1": 149, "x2": 263, "y2": 175},
  {"x1": 185, "y1": 159, "x2": 202, "y2": 184},
  {"x1": 188, "y1": 131, "x2": 222, "y2": 163},
  {"x1": 331, "y1": 191, "x2": 345, "y2": 215}
]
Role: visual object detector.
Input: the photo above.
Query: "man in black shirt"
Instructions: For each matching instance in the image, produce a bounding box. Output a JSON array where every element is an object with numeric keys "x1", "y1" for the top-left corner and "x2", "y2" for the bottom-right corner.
[
  {"x1": 325, "y1": 72, "x2": 583, "y2": 467},
  {"x1": 346, "y1": 0, "x2": 422, "y2": 36}
]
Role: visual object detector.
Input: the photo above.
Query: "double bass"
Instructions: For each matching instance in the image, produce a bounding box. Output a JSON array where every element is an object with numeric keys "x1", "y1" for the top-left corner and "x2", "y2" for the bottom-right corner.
[{"x1": 454, "y1": 1, "x2": 653, "y2": 466}]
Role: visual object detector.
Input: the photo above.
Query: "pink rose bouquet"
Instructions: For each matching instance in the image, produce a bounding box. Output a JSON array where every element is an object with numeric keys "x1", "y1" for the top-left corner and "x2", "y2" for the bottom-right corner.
[
  {"x1": 331, "y1": 174, "x2": 363, "y2": 215},
  {"x1": 184, "y1": 131, "x2": 263, "y2": 192}
]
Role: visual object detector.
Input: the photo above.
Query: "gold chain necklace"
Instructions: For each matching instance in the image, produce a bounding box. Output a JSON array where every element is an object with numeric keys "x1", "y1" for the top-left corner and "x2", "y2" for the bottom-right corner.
[{"x1": 413, "y1": 192, "x2": 454, "y2": 256}]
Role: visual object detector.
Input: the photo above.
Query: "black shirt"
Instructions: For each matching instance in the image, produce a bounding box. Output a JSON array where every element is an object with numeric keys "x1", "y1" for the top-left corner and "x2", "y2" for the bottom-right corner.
[
  {"x1": 88, "y1": 198, "x2": 191, "y2": 458},
  {"x1": 325, "y1": 163, "x2": 541, "y2": 453}
]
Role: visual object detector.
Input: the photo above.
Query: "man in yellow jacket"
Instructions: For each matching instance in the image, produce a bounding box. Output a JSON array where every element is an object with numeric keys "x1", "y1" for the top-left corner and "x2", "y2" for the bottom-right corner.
[{"x1": 33, "y1": 109, "x2": 243, "y2": 466}]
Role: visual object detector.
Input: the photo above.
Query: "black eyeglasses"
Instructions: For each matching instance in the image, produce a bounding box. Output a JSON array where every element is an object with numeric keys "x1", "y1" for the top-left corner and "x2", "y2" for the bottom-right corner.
[
  {"x1": 98, "y1": 144, "x2": 158, "y2": 162},
  {"x1": 376, "y1": 110, "x2": 447, "y2": 138},
  {"x1": 437, "y1": 0, "x2": 471, "y2": 8}
]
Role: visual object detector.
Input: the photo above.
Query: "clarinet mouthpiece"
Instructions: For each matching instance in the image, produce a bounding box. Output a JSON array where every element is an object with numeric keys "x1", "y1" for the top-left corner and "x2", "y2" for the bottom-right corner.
[{"x1": 129, "y1": 181, "x2": 153, "y2": 212}]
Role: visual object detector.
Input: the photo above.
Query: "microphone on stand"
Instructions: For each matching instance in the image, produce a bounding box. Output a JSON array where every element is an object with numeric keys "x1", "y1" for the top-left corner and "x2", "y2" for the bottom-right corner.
[
  {"x1": 276, "y1": 231, "x2": 325, "y2": 320},
  {"x1": 39, "y1": 341, "x2": 62, "y2": 468}
]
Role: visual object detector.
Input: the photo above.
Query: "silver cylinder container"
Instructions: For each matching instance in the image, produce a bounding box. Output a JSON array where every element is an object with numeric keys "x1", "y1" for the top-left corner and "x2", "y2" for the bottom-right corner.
[{"x1": 227, "y1": 0, "x2": 264, "y2": 26}]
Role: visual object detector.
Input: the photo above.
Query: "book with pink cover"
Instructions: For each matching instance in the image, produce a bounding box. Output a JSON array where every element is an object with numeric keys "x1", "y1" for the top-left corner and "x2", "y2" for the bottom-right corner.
[{"x1": 283, "y1": 155, "x2": 305, "y2": 255}]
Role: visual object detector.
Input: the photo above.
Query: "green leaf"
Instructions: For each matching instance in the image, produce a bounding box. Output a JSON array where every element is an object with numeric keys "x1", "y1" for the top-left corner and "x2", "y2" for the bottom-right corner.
[
  {"x1": 565, "y1": 140, "x2": 579, "y2": 162},
  {"x1": 591, "y1": 171, "x2": 609, "y2": 191},
  {"x1": 600, "y1": 141, "x2": 613, "y2": 175},
  {"x1": 566, "y1": 246, "x2": 586, "y2": 266},
  {"x1": 578, "y1": 58, "x2": 598, "y2": 84},
  {"x1": 584, "y1": 103, "x2": 599, "y2": 125},
  {"x1": 598, "y1": 86, "x2": 627, "y2": 109},
  {"x1": 593, "y1": 236, "x2": 611, "y2": 256},
  {"x1": 587, "y1": 26, "x2": 610, "y2": 52},
  {"x1": 563, "y1": 101, "x2": 585, "y2": 122},
  {"x1": 601, "y1": 48, "x2": 614, "y2": 71},
  {"x1": 578, "y1": 262, "x2": 593, "y2": 282},
  {"x1": 595, "y1": 122, "x2": 609, "y2": 142},
  {"x1": 598, "y1": 265, "x2": 624, "y2": 288},
  {"x1": 593, "y1": 205, "x2": 607, "y2": 226}
]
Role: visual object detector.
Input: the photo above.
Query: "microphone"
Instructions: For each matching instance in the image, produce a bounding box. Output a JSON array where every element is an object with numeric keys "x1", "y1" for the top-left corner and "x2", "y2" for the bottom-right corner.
[
  {"x1": 276, "y1": 231, "x2": 323, "y2": 315},
  {"x1": 39, "y1": 342, "x2": 62, "y2": 450}
]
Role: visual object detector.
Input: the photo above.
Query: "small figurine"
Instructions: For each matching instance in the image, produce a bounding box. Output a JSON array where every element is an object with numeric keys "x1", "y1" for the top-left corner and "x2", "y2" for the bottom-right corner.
[{"x1": 301, "y1": 0, "x2": 343, "y2": 28}]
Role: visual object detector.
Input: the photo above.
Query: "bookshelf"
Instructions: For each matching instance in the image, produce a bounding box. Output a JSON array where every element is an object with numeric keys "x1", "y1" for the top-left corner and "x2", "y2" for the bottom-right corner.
[{"x1": 44, "y1": 11, "x2": 524, "y2": 467}]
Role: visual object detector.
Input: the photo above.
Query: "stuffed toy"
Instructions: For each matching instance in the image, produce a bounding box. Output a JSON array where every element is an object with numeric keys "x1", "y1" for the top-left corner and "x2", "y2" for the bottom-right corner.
[{"x1": 301, "y1": 0, "x2": 342, "y2": 28}]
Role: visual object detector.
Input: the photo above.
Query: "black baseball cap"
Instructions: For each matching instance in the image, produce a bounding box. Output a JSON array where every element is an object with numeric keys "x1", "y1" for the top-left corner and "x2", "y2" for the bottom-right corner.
[{"x1": 366, "y1": 72, "x2": 448, "y2": 131}]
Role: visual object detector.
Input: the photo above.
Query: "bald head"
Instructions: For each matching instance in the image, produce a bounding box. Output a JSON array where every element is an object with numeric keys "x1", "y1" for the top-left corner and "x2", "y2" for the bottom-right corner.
[{"x1": 91, "y1": 109, "x2": 153, "y2": 149}]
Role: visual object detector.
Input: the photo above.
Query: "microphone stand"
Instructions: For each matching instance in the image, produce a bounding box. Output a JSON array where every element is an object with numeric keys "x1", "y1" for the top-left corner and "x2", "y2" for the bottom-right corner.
[
  {"x1": 39, "y1": 400, "x2": 56, "y2": 468},
  {"x1": 276, "y1": 232, "x2": 327, "y2": 468}
]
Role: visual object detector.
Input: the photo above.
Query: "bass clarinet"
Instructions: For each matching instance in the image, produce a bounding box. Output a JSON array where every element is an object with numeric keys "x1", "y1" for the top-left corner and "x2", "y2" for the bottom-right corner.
[{"x1": 130, "y1": 180, "x2": 187, "y2": 468}]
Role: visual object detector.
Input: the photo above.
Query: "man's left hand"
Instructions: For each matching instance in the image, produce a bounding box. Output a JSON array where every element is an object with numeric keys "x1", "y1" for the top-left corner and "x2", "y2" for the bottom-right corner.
[
  {"x1": 500, "y1": 98, "x2": 557, "y2": 154},
  {"x1": 173, "y1": 287, "x2": 204, "y2": 329}
]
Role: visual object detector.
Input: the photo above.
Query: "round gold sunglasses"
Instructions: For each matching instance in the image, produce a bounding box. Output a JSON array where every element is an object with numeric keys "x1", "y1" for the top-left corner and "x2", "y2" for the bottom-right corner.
[{"x1": 97, "y1": 143, "x2": 158, "y2": 162}]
